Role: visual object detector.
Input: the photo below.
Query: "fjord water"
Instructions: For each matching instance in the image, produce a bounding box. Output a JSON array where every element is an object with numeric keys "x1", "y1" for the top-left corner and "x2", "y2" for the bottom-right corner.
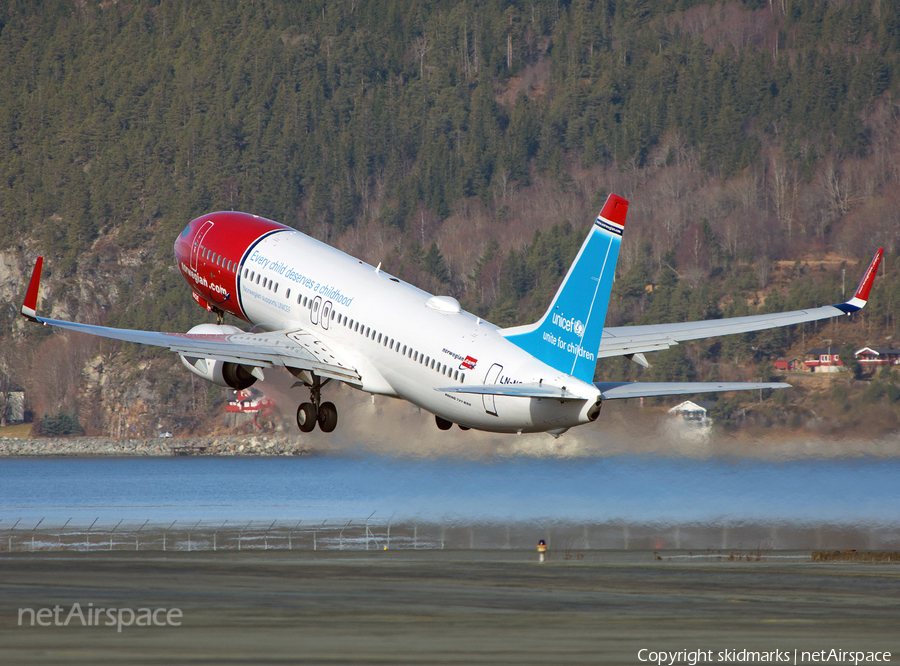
[{"x1": 1, "y1": 454, "x2": 898, "y2": 528}]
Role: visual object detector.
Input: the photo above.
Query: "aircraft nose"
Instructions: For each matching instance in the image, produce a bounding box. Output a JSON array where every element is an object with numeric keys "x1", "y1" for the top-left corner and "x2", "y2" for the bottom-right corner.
[{"x1": 173, "y1": 221, "x2": 194, "y2": 265}]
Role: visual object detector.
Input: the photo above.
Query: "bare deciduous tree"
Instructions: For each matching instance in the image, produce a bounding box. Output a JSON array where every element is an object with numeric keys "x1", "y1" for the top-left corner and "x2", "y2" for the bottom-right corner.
[
  {"x1": 820, "y1": 156, "x2": 852, "y2": 218},
  {"x1": 770, "y1": 153, "x2": 796, "y2": 238},
  {"x1": 27, "y1": 333, "x2": 96, "y2": 424},
  {"x1": 756, "y1": 256, "x2": 772, "y2": 289},
  {"x1": 412, "y1": 36, "x2": 431, "y2": 80}
]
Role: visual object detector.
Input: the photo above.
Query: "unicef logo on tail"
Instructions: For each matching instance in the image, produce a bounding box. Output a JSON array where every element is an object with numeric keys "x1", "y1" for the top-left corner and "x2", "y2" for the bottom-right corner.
[{"x1": 552, "y1": 312, "x2": 586, "y2": 335}]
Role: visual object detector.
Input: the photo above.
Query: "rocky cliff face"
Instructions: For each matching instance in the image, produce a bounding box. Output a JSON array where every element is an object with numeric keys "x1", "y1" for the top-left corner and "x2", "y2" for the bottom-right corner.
[{"x1": 1, "y1": 234, "x2": 226, "y2": 436}]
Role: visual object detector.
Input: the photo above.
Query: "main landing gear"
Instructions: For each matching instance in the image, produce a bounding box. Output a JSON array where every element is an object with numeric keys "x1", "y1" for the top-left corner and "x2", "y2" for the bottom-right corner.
[
  {"x1": 296, "y1": 376, "x2": 338, "y2": 433},
  {"x1": 435, "y1": 415, "x2": 470, "y2": 431}
]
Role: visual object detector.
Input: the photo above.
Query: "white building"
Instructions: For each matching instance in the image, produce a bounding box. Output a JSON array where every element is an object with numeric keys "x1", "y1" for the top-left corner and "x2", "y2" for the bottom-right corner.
[{"x1": 668, "y1": 400, "x2": 714, "y2": 427}]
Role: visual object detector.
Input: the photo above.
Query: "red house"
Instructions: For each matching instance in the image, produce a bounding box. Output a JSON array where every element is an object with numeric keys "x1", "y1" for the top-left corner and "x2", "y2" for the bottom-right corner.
[
  {"x1": 774, "y1": 358, "x2": 800, "y2": 372},
  {"x1": 854, "y1": 347, "x2": 900, "y2": 368},
  {"x1": 804, "y1": 348, "x2": 844, "y2": 373}
]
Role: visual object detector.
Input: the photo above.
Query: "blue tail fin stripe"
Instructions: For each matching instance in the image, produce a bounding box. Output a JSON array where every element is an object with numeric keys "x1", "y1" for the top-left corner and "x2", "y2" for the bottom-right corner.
[{"x1": 569, "y1": 239, "x2": 613, "y2": 376}]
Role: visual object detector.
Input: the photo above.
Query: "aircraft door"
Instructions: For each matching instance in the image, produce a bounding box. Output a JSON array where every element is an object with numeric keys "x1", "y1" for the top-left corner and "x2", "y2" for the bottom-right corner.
[
  {"x1": 190, "y1": 221, "x2": 214, "y2": 271},
  {"x1": 321, "y1": 301, "x2": 332, "y2": 329},
  {"x1": 483, "y1": 363, "x2": 502, "y2": 416},
  {"x1": 311, "y1": 296, "x2": 322, "y2": 325}
]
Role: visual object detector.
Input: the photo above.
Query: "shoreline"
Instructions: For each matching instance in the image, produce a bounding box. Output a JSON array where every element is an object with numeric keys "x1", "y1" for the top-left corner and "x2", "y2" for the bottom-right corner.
[
  {"x1": 0, "y1": 435, "x2": 314, "y2": 457},
  {"x1": 1, "y1": 428, "x2": 899, "y2": 459}
]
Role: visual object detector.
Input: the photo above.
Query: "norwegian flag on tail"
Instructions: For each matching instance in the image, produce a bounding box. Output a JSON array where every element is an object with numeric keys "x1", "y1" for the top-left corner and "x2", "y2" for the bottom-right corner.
[{"x1": 460, "y1": 356, "x2": 478, "y2": 370}]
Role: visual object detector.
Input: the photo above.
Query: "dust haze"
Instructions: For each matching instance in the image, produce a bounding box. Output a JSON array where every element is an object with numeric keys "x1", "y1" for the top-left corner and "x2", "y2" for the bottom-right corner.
[{"x1": 254, "y1": 372, "x2": 900, "y2": 461}]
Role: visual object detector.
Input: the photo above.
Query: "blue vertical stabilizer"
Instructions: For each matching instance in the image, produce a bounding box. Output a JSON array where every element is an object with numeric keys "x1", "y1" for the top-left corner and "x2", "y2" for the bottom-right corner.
[{"x1": 501, "y1": 194, "x2": 628, "y2": 383}]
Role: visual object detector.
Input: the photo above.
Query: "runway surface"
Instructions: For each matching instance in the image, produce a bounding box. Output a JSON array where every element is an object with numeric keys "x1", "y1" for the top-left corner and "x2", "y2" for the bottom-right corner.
[{"x1": 1, "y1": 550, "x2": 898, "y2": 664}]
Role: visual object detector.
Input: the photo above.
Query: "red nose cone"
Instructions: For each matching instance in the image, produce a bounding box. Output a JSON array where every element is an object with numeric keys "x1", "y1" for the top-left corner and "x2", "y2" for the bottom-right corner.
[
  {"x1": 173, "y1": 220, "x2": 195, "y2": 268},
  {"x1": 174, "y1": 212, "x2": 292, "y2": 321}
]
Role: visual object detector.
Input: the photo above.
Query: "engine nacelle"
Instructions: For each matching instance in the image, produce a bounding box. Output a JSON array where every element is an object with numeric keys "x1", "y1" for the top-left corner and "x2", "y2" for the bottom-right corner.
[
  {"x1": 587, "y1": 397, "x2": 602, "y2": 422},
  {"x1": 178, "y1": 324, "x2": 259, "y2": 390}
]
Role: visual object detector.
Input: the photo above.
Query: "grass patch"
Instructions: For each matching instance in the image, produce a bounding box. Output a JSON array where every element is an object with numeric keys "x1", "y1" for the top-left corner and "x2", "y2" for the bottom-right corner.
[{"x1": 0, "y1": 423, "x2": 33, "y2": 438}]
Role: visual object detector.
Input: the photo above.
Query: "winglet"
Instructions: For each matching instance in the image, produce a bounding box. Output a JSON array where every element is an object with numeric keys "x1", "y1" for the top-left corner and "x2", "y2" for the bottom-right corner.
[
  {"x1": 835, "y1": 248, "x2": 883, "y2": 313},
  {"x1": 21, "y1": 257, "x2": 43, "y2": 321}
]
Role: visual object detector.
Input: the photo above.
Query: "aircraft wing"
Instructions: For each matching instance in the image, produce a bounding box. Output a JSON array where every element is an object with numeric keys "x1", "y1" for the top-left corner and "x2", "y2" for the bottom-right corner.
[
  {"x1": 594, "y1": 381, "x2": 790, "y2": 400},
  {"x1": 20, "y1": 258, "x2": 361, "y2": 385},
  {"x1": 597, "y1": 249, "x2": 883, "y2": 359}
]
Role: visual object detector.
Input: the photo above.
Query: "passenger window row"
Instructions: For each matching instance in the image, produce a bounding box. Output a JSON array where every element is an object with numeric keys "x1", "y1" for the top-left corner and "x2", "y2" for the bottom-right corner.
[
  {"x1": 234, "y1": 265, "x2": 464, "y2": 384},
  {"x1": 240, "y1": 267, "x2": 279, "y2": 294},
  {"x1": 200, "y1": 247, "x2": 236, "y2": 273},
  {"x1": 330, "y1": 311, "x2": 464, "y2": 383}
]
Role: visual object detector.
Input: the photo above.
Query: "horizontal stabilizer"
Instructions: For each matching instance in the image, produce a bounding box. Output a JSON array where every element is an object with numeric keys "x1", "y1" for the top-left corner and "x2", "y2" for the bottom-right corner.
[
  {"x1": 594, "y1": 381, "x2": 790, "y2": 400},
  {"x1": 437, "y1": 384, "x2": 582, "y2": 400}
]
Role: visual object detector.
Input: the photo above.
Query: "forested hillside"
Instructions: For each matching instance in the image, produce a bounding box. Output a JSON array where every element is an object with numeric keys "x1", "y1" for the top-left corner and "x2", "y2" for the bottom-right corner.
[{"x1": 1, "y1": 0, "x2": 899, "y2": 436}]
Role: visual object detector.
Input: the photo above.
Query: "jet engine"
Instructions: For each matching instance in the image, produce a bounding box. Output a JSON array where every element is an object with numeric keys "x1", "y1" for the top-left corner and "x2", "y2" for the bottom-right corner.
[
  {"x1": 178, "y1": 324, "x2": 259, "y2": 390},
  {"x1": 586, "y1": 397, "x2": 602, "y2": 422}
]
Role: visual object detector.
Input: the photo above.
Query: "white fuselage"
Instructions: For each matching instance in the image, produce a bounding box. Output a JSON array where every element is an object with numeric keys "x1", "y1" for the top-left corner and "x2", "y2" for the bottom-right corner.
[{"x1": 236, "y1": 230, "x2": 599, "y2": 433}]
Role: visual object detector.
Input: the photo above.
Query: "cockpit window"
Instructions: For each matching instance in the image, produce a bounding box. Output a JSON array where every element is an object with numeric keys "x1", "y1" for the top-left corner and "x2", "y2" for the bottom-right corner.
[{"x1": 182, "y1": 224, "x2": 191, "y2": 237}]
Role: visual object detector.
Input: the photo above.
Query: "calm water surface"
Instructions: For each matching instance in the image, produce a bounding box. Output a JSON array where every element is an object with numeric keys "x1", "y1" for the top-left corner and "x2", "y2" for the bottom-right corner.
[{"x1": 1, "y1": 454, "x2": 898, "y2": 526}]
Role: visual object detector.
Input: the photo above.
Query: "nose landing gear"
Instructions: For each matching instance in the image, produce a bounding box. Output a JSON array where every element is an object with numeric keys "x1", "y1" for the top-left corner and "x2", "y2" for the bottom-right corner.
[{"x1": 295, "y1": 375, "x2": 338, "y2": 433}]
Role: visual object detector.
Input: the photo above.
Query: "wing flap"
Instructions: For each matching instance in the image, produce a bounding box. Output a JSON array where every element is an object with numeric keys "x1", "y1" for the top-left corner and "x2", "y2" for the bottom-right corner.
[
  {"x1": 29, "y1": 316, "x2": 361, "y2": 384},
  {"x1": 595, "y1": 381, "x2": 790, "y2": 400},
  {"x1": 21, "y1": 259, "x2": 360, "y2": 383}
]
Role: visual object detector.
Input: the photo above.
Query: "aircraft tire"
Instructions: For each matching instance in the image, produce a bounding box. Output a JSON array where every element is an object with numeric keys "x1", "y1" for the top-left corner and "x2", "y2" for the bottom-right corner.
[
  {"x1": 297, "y1": 402, "x2": 317, "y2": 433},
  {"x1": 458, "y1": 424, "x2": 470, "y2": 431},
  {"x1": 317, "y1": 402, "x2": 338, "y2": 433},
  {"x1": 435, "y1": 415, "x2": 453, "y2": 431}
]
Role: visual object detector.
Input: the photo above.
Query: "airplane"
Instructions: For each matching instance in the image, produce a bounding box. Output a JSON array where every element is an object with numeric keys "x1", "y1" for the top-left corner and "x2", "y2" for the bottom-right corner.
[{"x1": 20, "y1": 194, "x2": 883, "y2": 436}]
